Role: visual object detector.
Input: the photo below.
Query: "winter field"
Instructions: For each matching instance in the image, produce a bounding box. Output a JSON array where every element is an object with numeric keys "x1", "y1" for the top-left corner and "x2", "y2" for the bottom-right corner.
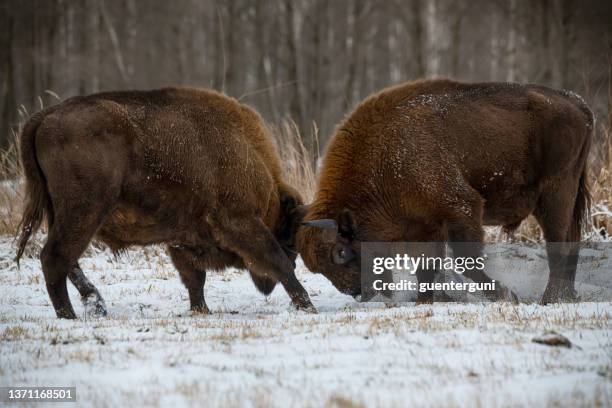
[
  {"x1": 1, "y1": 235, "x2": 611, "y2": 407},
  {"x1": 1, "y1": 127, "x2": 612, "y2": 407}
]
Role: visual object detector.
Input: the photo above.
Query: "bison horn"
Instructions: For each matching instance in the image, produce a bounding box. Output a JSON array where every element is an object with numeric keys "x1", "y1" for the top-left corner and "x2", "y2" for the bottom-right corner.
[{"x1": 301, "y1": 219, "x2": 338, "y2": 231}]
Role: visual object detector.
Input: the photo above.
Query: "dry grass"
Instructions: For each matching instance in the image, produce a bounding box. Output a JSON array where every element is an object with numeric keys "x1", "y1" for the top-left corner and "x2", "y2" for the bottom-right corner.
[
  {"x1": 0, "y1": 129, "x2": 23, "y2": 236},
  {"x1": 269, "y1": 118, "x2": 318, "y2": 202},
  {"x1": 591, "y1": 111, "x2": 612, "y2": 238}
]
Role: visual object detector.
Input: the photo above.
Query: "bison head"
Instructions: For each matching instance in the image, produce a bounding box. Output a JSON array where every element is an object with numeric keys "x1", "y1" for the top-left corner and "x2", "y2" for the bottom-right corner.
[{"x1": 296, "y1": 209, "x2": 362, "y2": 297}]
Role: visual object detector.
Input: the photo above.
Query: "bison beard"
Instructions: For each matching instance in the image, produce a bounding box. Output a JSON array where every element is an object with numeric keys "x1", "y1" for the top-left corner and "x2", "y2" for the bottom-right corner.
[
  {"x1": 297, "y1": 79, "x2": 593, "y2": 305},
  {"x1": 15, "y1": 87, "x2": 315, "y2": 318}
]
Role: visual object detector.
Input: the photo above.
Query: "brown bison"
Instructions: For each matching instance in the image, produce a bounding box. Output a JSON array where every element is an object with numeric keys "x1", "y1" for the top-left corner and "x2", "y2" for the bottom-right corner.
[
  {"x1": 16, "y1": 87, "x2": 315, "y2": 319},
  {"x1": 297, "y1": 79, "x2": 593, "y2": 304}
]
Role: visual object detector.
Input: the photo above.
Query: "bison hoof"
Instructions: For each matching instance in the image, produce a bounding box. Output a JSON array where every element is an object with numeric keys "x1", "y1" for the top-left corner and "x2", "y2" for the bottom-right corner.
[
  {"x1": 191, "y1": 305, "x2": 211, "y2": 315},
  {"x1": 540, "y1": 287, "x2": 578, "y2": 305},
  {"x1": 295, "y1": 302, "x2": 317, "y2": 314},
  {"x1": 434, "y1": 291, "x2": 455, "y2": 302},
  {"x1": 82, "y1": 292, "x2": 108, "y2": 317},
  {"x1": 415, "y1": 298, "x2": 434, "y2": 306},
  {"x1": 56, "y1": 308, "x2": 78, "y2": 320},
  {"x1": 486, "y1": 284, "x2": 518, "y2": 303}
]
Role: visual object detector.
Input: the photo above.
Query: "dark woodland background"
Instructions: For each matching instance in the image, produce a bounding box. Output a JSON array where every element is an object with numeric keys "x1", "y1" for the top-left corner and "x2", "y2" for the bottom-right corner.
[{"x1": 1, "y1": 0, "x2": 611, "y2": 164}]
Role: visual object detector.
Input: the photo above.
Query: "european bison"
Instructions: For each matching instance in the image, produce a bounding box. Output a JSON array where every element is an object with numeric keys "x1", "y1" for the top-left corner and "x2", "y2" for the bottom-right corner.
[
  {"x1": 297, "y1": 79, "x2": 593, "y2": 304},
  {"x1": 16, "y1": 87, "x2": 315, "y2": 318}
]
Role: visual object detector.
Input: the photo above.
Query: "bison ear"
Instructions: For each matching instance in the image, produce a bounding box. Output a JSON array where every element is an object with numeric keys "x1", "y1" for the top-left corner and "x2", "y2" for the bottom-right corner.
[
  {"x1": 338, "y1": 209, "x2": 357, "y2": 240},
  {"x1": 276, "y1": 190, "x2": 306, "y2": 248},
  {"x1": 287, "y1": 204, "x2": 309, "y2": 239},
  {"x1": 279, "y1": 190, "x2": 305, "y2": 229},
  {"x1": 280, "y1": 192, "x2": 298, "y2": 214},
  {"x1": 293, "y1": 204, "x2": 309, "y2": 225}
]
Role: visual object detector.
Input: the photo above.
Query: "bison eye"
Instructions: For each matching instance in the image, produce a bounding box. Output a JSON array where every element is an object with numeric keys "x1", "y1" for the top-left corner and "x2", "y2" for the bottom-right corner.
[{"x1": 332, "y1": 244, "x2": 355, "y2": 265}]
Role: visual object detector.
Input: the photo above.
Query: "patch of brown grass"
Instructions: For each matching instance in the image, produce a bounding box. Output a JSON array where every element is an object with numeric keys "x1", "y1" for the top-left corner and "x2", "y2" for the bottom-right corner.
[
  {"x1": 0, "y1": 130, "x2": 23, "y2": 236},
  {"x1": 325, "y1": 396, "x2": 366, "y2": 408},
  {"x1": 591, "y1": 115, "x2": 612, "y2": 238},
  {"x1": 1, "y1": 325, "x2": 30, "y2": 341},
  {"x1": 269, "y1": 119, "x2": 318, "y2": 202}
]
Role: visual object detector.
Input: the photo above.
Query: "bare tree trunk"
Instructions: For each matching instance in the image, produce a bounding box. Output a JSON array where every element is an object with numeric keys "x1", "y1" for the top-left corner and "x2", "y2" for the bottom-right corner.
[
  {"x1": 547, "y1": 0, "x2": 565, "y2": 87},
  {"x1": 424, "y1": 0, "x2": 438, "y2": 76},
  {"x1": 78, "y1": 0, "x2": 100, "y2": 93},
  {"x1": 560, "y1": 0, "x2": 576, "y2": 88},
  {"x1": 283, "y1": 0, "x2": 306, "y2": 138},
  {"x1": 449, "y1": 3, "x2": 465, "y2": 78},
  {"x1": 410, "y1": 0, "x2": 426, "y2": 78},
  {"x1": 0, "y1": 1, "x2": 15, "y2": 149},
  {"x1": 90, "y1": 0, "x2": 100, "y2": 92},
  {"x1": 344, "y1": 0, "x2": 364, "y2": 110},
  {"x1": 224, "y1": 1, "x2": 236, "y2": 95},
  {"x1": 99, "y1": 0, "x2": 128, "y2": 85},
  {"x1": 506, "y1": 0, "x2": 518, "y2": 82},
  {"x1": 372, "y1": 5, "x2": 392, "y2": 89},
  {"x1": 254, "y1": 2, "x2": 279, "y2": 122},
  {"x1": 311, "y1": 0, "x2": 326, "y2": 134},
  {"x1": 490, "y1": 4, "x2": 500, "y2": 80},
  {"x1": 125, "y1": 0, "x2": 137, "y2": 79}
]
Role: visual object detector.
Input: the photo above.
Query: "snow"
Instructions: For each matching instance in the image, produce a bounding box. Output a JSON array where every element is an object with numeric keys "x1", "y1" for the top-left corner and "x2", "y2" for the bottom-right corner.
[{"x1": 0, "y1": 236, "x2": 611, "y2": 407}]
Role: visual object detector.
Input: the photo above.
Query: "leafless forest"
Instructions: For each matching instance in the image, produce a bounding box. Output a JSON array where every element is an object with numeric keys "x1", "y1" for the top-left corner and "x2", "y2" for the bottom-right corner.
[{"x1": 1, "y1": 0, "x2": 611, "y2": 160}]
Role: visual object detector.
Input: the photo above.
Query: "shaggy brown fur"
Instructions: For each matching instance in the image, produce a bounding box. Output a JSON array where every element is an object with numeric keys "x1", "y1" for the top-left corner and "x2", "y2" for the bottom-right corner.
[
  {"x1": 16, "y1": 87, "x2": 315, "y2": 319},
  {"x1": 297, "y1": 79, "x2": 593, "y2": 304}
]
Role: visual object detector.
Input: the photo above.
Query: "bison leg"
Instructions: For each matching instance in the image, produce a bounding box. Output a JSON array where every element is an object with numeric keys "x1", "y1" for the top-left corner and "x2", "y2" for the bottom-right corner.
[
  {"x1": 415, "y1": 267, "x2": 435, "y2": 304},
  {"x1": 414, "y1": 242, "x2": 445, "y2": 305},
  {"x1": 539, "y1": 243, "x2": 578, "y2": 304},
  {"x1": 68, "y1": 265, "x2": 107, "y2": 316},
  {"x1": 40, "y1": 239, "x2": 77, "y2": 319},
  {"x1": 447, "y1": 201, "x2": 517, "y2": 302},
  {"x1": 40, "y1": 161, "x2": 118, "y2": 319},
  {"x1": 41, "y1": 213, "x2": 108, "y2": 319},
  {"x1": 534, "y1": 182, "x2": 580, "y2": 304},
  {"x1": 167, "y1": 246, "x2": 210, "y2": 314},
  {"x1": 209, "y1": 215, "x2": 316, "y2": 312}
]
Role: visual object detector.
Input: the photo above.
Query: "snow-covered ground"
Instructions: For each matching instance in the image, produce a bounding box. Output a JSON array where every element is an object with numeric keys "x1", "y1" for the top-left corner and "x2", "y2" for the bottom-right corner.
[{"x1": 0, "y1": 236, "x2": 611, "y2": 407}]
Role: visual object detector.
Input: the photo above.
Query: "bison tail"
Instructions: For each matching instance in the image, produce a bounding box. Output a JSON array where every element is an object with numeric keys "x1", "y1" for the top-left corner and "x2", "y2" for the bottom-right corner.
[
  {"x1": 569, "y1": 166, "x2": 592, "y2": 242},
  {"x1": 569, "y1": 117, "x2": 593, "y2": 242},
  {"x1": 15, "y1": 111, "x2": 53, "y2": 265}
]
